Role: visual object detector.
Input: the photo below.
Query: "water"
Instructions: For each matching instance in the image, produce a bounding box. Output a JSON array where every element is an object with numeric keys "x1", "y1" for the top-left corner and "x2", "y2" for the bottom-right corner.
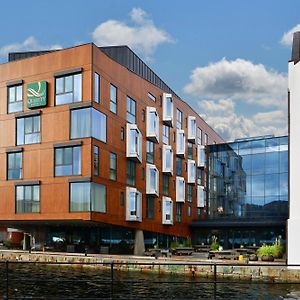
[{"x1": 0, "y1": 263, "x2": 300, "y2": 299}]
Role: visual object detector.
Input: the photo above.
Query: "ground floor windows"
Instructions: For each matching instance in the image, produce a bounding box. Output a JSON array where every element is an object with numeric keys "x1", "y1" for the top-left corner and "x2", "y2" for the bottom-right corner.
[
  {"x1": 70, "y1": 182, "x2": 106, "y2": 213},
  {"x1": 16, "y1": 184, "x2": 40, "y2": 213}
]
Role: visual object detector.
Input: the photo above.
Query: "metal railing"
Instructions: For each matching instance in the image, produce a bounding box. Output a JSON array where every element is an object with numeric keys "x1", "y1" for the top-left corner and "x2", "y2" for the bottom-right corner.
[{"x1": 0, "y1": 260, "x2": 300, "y2": 299}]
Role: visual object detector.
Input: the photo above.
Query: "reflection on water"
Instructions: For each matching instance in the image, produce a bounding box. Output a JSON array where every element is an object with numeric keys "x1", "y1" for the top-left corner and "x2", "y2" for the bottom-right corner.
[{"x1": 0, "y1": 263, "x2": 299, "y2": 299}]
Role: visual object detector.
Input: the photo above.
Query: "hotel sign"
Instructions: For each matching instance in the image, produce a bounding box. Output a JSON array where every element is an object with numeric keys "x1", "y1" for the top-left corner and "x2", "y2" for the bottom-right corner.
[{"x1": 27, "y1": 81, "x2": 48, "y2": 109}]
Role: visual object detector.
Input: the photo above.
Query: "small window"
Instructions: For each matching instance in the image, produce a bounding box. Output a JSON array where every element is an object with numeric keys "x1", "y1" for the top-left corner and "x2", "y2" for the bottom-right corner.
[
  {"x1": 146, "y1": 141, "x2": 154, "y2": 164},
  {"x1": 176, "y1": 157, "x2": 182, "y2": 176},
  {"x1": 121, "y1": 127, "x2": 125, "y2": 140},
  {"x1": 7, "y1": 152, "x2": 22, "y2": 180},
  {"x1": 17, "y1": 115, "x2": 40, "y2": 145},
  {"x1": 8, "y1": 84, "x2": 23, "y2": 113},
  {"x1": 146, "y1": 196, "x2": 155, "y2": 219},
  {"x1": 16, "y1": 185, "x2": 40, "y2": 213},
  {"x1": 176, "y1": 203, "x2": 182, "y2": 222},
  {"x1": 187, "y1": 185, "x2": 193, "y2": 202},
  {"x1": 163, "y1": 125, "x2": 170, "y2": 145},
  {"x1": 188, "y1": 206, "x2": 192, "y2": 217},
  {"x1": 55, "y1": 73, "x2": 82, "y2": 105},
  {"x1": 127, "y1": 96, "x2": 136, "y2": 123},
  {"x1": 188, "y1": 143, "x2": 193, "y2": 159},
  {"x1": 94, "y1": 72, "x2": 100, "y2": 103},
  {"x1": 148, "y1": 92, "x2": 156, "y2": 102},
  {"x1": 126, "y1": 160, "x2": 136, "y2": 185},
  {"x1": 55, "y1": 146, "x2": 81, "y2": 176},
  {"x1": 162, "y1": 174, "x2": 169, "y2": 196},
  {"x1": 142, "y1": 110, "x2": 145, "y2": 122},
  {"x1": 110, "y1": 84, "x2": 117, "y2": 113},
  {"x1": 110, "y1": 152, "x2": 117, "y2": 181},
  {"x1": 197, "y1": 168, "x2": 202, "y2": 185},
  {"x1": 197, "y1": 128, "x2": 202, "y2": 145},
  {"x1": 204, "y1": 133, "x2": 208, "y2": 145},
  {"x1": 176, "y1": 109, "x2": 183, "y2": 129},
  {"x1": 93, "y1": 146, "x2": 99, "y2": 176}
]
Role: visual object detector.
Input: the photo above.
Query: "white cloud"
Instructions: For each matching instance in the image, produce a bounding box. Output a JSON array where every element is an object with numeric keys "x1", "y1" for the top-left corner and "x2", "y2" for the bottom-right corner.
[
  {"x1": 92, "y1": 7, "x2": 174, "y2": 57},
  {"x1": 184, "y1": 58, "x2": 287, "y2": 108},
  {"x1": 198, "y1": 99, "x2": 287, "y2": 142},
  {"x1": 280, "y1": 24, "x2": 300, "y2": 46},
  {"x1": 0, "y1": 36, "x2": 62, "y2": 59}
]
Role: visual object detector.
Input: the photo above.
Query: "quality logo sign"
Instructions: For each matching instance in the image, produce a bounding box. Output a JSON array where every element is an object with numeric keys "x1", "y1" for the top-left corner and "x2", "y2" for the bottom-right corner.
[{"x1": 27, "y1": 81, "x2": 48, "y2": 108}]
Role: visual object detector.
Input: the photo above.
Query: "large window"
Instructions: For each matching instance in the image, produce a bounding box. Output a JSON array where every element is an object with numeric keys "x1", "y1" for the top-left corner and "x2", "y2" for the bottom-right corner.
[
  {"x1": 146, "y1": 141, "x2": 154, "y2": 164},
  {"x1": 127, "y1": 96, "x2": 136, "y2": 123},
  {"x1": 163, "y1": 125, "x2": 170, "y2": 145},
  {"x1": 71, "y1": 108, "x2": 106, "y2": 142},
  {"x1": 176, "y1": 109, "x2": 183, "y2": 129},
  {"x1": 110, "y1": 152, "x2": 117, "y2": 180},
  {"x1": 55, "y1": 146, "x2": 81, "y2": 176},
  {"x1": 110, "y1": 84, "x2": 117, "y2": 113},
  {"x1": 146, "y1": 196, "x2": 155, "y2": 219},
  {"x1": 126, "y1": 160, "x2": 136, "y2": 185},
  {"x1": 70, "y1": 182, "x2": 106, "y2": 212},
  {"x1": 8, "y1": 84, "x2": 23, "y2": 113},
  {"x1": 17, "y1": 115, "x2": 40, "y2": 145},
  {"x1": 55, "y1": 73, "x2": 82, "y2": 105},
  {"x1": 16, "y1": 185, "x2": 40, "y2": 213},
  {"x1": 7, "y1": 152, "x2": 22, "y2": 180},
  {"x1": 94, "y1": 72, "x2": 100, "y2": 103}
]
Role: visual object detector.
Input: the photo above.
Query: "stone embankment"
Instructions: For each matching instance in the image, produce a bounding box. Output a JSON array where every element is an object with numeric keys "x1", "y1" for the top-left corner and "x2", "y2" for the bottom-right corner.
[{"x1": 0, "y1": 250, "x2": 299, "y2": 282}]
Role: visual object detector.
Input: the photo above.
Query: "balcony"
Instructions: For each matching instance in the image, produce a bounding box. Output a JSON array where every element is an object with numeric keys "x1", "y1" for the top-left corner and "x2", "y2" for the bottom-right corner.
[
  {"x1": 197, "y1": 145, "x2": 206, "y2": 168},
  {"x1": 197, "y1": 185, "x2": 205, "y2": 207},
  {"x1": 187, "y1": 116, "x2": 196, "y2": 143},
  {"x1": 126, "y1": 187, "x2": 142, "y2": 222},
  {"x1": 162, "y1": 93, "x2": 173, "y2": 127},
  {"x1": 146, "y1": 107, "x2": 159, "y2": 143},
  {"x1": 176, "y1": 129, "x2": 185, "y2": 157},
  {"x1": 162, "y1": 145, "x2": 173, "y2": 175},
  {"x1": 162, "y1": 196, "x2": 173, "y2": 225},
  {"x1": 176, "y1": 176, "x2": 185, "y2": 202},
  {"x1": 146, "y1": 164, "x2": 159, "y2": 197},
  {"x1": 126, "y1": 123, "x2": 142, "y2": 163},
  {"x1": 187, "y1": 159, "x2": 196, "y2": 184}
]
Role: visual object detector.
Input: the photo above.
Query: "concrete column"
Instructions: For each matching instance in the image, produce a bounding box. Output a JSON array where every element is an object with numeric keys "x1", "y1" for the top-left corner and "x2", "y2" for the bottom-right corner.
[{"x1": 134, "y1": 229, "x2": 145, "y2": 256}]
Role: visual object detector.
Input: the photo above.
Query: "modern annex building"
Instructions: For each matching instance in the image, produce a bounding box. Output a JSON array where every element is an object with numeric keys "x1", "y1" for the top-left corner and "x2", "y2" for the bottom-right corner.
[{"x1": 0, "y1": 44, "x2": 223, "y2": 253}]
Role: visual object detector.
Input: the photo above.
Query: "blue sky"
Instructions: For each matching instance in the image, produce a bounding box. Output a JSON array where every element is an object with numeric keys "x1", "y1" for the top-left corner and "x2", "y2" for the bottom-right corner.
[{"x1": 0, "y1": 0, "x2": 298, "y2": 141}]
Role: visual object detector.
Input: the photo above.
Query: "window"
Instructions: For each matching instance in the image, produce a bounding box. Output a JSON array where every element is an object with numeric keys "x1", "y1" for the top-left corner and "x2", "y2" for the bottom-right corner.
[
  {"x1": 17, "y1": 115, "x2": 40, "y2": 145},
  {"x1": 176, "y1": 109, "x2": 183, "y2": 129},
  {"x1": 162, "y1": 197, "x2": 173, "y2": 225},
  {"x1": 163, "y1": 125, "x2": 170, "y2": 145},
  {"x1": 146, "y1": 196, "x2": 155, "y2": 219},
  {"x1": 176, "y1": 177, "x2": 185, "y2": 202},
  {"x1": 187, "y1": 185, "x2": 193, "y2": 202},
  {"x1": 8, "y1": 84, "x2": 22, "y2": 113},
  {"x1": 204, "y1": 133, "x2": 208, "y2": 145},
  {"x1": 188, "y1": 143, "x2": 193, "y2": 159},
  {"x1": 163, "y1": 175, "x2": 169, "y2": 196},
  {"x1": 176, "y1": 203, "x2": 182, "y2": 222},
  {"x1": 176, "y1": 130, "x2": 185, "y2": 156},
  {"x1": 197, "y1": 128, "x2": 202, "y2": 145},
  {"x1": 121, "y1": 127, "x2": 125, "y2": 140},
  {"x1": 55, "y1": 146, "x2": 81, "y2": 176},
  {"x1": 197, "y1": 168, "x2": 202, "y2": 185},
  {"x1": 126, "y1": 187, "x2": 142, "y2": 221},
  {"x1": 71, "y1": 108, "x2": 107, "y2": 142},
  {"x1": 142, "y1": 110, "x2": 145, "y2": 122},
  {"x1": 16, "y1": 185, "x2": 40, "y2": 213},
  {"x1": 110, "y1": 152, "x2": 117, "y2": 180},
  {"x1": 176, "y1": 157, "x2": 182, "y2": 176},
  {"x1": 94, "y1": 72, "x2": 100, "y2": 103},
  {"x1": 7, "y1": 152, "x2": 22, "y2": 180},
  {"x1": 110, "y1": 84, "x2": 117, "y2": 113},
  {"x1": 148, "y1": 92, "x2": 156, "y2": 102},
  {"x1": 197, "y1": 185, "x2": 205, "y2": 207},
  {"x1": 187, "y1": 206, "x2": 192, "y2": 217},
  {"x1": 162, "y1": 145, "x2": 173, "y2": 175},
  {"x1": 163, "y1": 93, "x2": 173, "y2": 126},
  {"x1": 146, "y1": 107, "x2": 159, "y2": 142},
  {"x1": 126, "y1": 124, "x2": 142, "y2": 162},
  {"x1": 188, "y1": 116, "x2": 196, "y2": 141},
  {"x1": 197, "y1": 145, "x2": 206, "y2": 167},
  {"x1": 126, "y1": 160, "x2": 136, "y2": 185},
  {"x1": 188, "y1": 160, "x2": 196, "y2": 183},
  {"x1": 127, "y1": 96, "x2": 136, "y2": 123},
  {"x1": 146, "y1": 164, "x2": 159, "y2": 196},
  {"x1": 70, "y1": 182, "x2": 106, "y2": 212},
  {"x1": 93, "y1": 146, "x2": 99, "y2": 176},
  {"x1": 55, "y1": 73, "x2": 82, "y2": 105},
  {"x1": 146, "y1": 141, "x2": 154, "y2": 164}
]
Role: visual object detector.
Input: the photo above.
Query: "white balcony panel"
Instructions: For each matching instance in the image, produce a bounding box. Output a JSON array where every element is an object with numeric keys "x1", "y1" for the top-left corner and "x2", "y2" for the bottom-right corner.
[
  {"x1": 126, "y1": 187, "x2": 142, "y2": 222},
  {"x1": 162, "y1": 93, "x2": 173, "y2": 127},
  {"x1": 176, "y1": 176, "x2": 185, "y2": 202},
  {"x1": 162, "y1": 196, "x2": 173, "y2": 225},
  {"x1": 188, "y1": 116, "x2": 196, "y2": 142},
  {"x1": 197, "y1": 145, "x2": 205, "y2": 167},
  {"x1": 162, "y1": 145, "x2": 173, "y2": 175},
  {"x1": 197, "y1": 185, "x2": 205, "y2": 208},
  {"x1": 187, "y1": 159, "x2": 196, "y2": 183},
  {"x1": 176, "y1": 129, "x2": 185, "y2": 157},
  {"x1": 146, "y1": 107, "x2": 159, "y2": 143},
  {"x1": 126, "y1": 123, "x2": 142, "y2": 162},
  {"x1": 146, "y1": 163, "x2": 159, "y2": 197}
]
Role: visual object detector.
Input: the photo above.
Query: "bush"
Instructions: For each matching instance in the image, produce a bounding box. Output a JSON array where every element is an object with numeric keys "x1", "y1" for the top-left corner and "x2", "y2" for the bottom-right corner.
[
  {"x1": 257, "y1": 244, "x2": 285, "y2": 258},
  {"x1": 210, "y1": 242, "x2": 220, "y2": 251},
  {"x1": 3, "y1": 239, "x2": 12, "y2": 248}
]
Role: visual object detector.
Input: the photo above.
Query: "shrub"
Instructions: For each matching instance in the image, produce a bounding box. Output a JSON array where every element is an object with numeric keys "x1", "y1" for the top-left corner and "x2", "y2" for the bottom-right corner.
[
  {"x1": 257, "y1": 244, "x2": 285, "y2": 258},
  {"x1": 273, "y1": 244, "x2": 285, "y2": 259},
  {"x1": 3, "y1": 239, "x2": 12, "y2": 248},
  {"x1": 210, "y1": 241, "x2": 220, "y2": 251}
]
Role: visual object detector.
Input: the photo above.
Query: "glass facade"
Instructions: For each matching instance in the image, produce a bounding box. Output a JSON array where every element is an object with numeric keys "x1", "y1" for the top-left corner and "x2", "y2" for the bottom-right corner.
[{"x1": 207, "y1": 136, "x2": 288, "y2": 220}]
